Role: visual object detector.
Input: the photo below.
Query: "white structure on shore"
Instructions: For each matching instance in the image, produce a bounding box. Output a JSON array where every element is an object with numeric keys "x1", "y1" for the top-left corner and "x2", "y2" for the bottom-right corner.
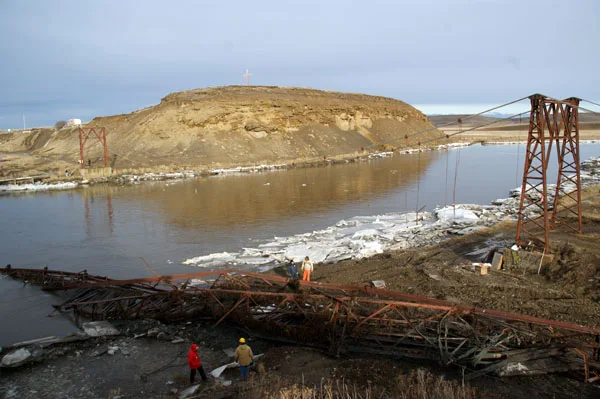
[{"x1": 66, "y1": 119, "x2": 82, "y2": 126}]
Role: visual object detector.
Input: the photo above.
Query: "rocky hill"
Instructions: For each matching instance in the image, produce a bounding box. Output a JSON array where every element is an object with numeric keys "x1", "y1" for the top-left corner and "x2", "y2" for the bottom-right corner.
[{"x1": 1, "y1": 86, "x2": 440, "y2": 173}]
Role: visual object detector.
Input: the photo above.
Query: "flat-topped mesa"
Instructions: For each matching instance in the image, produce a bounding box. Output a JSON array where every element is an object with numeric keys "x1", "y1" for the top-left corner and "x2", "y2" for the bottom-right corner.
[{"x1": 12, "y1": 86, "x2": 441, "y2": 171}]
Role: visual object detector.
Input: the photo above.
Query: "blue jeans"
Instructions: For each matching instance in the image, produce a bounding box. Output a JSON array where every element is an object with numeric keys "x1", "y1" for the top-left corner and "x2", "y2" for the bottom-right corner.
[
  {"x1": 287, "y1": 265, "x2": 298, "y2": 279},
  {"x1": 239, "y1": 365, "x2": 249, "y2": 379}
]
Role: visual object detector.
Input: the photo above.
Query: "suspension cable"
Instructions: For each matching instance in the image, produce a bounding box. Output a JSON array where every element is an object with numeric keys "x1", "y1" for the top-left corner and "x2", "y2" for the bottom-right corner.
[
  {"x1": 444, "y1": 145, "x2": 449, "y2": 207},
  {"x1": 516, "y1": 113, "x2": 523, "y2": 186},
  {"x1": 452, "y1": 147, "x2": 461, "y2": 219},
  {"x1": 415, "y1": 145, "x2": 421, "y2": 224},
  {"x1": 365, "y1": 95, "x2": 532, "y2": 150},
  {"x1": 376, "y1": 94, "x2": 597, "y2": 157},
  {"x1": 580, "y1": 98, "x2": 600, "y2": 109},
  {"x1": 392, "y1": 110, "x2": 532, "y2": 154}
]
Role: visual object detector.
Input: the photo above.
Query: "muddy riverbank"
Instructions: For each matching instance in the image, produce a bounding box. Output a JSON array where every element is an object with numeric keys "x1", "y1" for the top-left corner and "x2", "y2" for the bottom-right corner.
[{"x1": 1, "y1": 317, "x2": 599, "y2": 399}]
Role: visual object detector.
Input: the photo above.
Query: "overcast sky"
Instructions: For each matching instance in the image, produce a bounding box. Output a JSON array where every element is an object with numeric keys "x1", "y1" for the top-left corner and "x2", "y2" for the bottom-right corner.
[{"x1": 1, "y1": 0, "x2": 599, "y2": 128}]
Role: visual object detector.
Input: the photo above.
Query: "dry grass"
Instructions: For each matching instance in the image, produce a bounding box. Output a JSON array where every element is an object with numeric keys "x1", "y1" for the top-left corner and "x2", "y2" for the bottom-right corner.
[
  {"x1": 242, "y1": 369, "x2": 477, "y2": 399},
  {"x1": 393, "y1": 369, "x2": 477, "y2": 399}
]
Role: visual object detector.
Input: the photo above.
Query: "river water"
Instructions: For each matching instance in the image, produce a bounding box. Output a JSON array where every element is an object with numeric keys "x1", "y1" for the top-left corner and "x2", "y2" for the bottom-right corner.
[{"x1": 1, "y1": 143, "x2": 598, "y2": 346}]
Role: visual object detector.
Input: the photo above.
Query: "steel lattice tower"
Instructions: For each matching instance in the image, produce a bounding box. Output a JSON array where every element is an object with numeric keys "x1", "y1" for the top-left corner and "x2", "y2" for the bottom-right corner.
[{"x1": 515, "y1": 95, "x2": 582, "y2": 251}]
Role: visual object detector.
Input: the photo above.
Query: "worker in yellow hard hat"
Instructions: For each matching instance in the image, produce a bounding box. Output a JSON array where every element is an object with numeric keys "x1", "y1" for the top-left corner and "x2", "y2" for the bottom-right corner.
[{"x1": 234, "y1": 337, "x2": 254, "y2": 380}]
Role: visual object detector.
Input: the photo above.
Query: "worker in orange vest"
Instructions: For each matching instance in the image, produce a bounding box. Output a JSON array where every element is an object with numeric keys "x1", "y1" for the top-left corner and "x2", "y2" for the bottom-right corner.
[{"x1": 301, "y1": 256, "x2": 313, "y2": 281}]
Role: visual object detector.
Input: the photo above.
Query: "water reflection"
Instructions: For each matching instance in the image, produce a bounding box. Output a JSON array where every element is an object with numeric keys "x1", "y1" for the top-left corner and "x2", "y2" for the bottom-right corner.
[
  {"x1": 82, "y1": 191, "x2": 114, "y2": 237},
  {"x1": 82, "y1": 152, "x2": 438, "y2": 229}
]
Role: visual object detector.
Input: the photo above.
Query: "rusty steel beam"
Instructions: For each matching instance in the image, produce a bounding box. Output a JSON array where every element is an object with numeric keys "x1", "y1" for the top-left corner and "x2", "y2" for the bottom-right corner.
[
  {"x1": 0, "y1": 265, "x2": 165, "y2": 293},
  {"x1": 2, "y1": 266, "x2": 599, "y2": 335}
]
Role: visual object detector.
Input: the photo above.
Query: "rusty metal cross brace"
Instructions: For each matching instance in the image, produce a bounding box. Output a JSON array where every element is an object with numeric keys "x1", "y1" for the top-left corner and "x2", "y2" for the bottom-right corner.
[{"x1": 78, "y1": 127, "x2": 109, "y2": 168}]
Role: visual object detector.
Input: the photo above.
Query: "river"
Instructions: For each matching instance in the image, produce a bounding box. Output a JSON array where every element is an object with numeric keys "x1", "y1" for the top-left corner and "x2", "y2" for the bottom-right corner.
[{"x1": 1, "y1": 143, "x2": 598, "y2": 346}]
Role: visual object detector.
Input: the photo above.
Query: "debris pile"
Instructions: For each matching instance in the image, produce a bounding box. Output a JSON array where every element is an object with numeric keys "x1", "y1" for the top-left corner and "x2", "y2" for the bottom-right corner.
[{"x1": 2, "y1": 266, "x2": 598, "y2": 380}]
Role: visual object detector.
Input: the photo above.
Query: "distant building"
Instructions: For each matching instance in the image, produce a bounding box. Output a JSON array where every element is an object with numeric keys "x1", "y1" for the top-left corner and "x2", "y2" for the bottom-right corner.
[{"x1": 66, "y1": 119, "x2": 82, "y2": 126}]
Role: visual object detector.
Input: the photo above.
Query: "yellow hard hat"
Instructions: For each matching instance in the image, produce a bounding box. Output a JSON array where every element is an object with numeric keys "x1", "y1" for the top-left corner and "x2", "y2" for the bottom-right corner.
[{"x1": 239, "y1": 337, "x2": 246, "y2": 343}]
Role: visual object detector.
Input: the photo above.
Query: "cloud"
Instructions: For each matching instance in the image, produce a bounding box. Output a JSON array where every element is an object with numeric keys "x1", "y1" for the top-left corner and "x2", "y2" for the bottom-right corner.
[{"x1": 1, "y1": 0, "x2": 598, "y2": 126}]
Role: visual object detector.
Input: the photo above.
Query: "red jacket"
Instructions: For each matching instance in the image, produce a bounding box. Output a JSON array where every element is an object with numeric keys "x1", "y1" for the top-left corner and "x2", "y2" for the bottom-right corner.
[{"x1": 188, "y1": 344, "x2": 201, "y2": 369}]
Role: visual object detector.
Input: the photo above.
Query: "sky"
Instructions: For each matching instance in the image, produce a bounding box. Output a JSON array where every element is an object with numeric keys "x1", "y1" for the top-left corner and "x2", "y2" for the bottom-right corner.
[{"x1": 1, "y1": 0, "x2": 599, "y2": 128}]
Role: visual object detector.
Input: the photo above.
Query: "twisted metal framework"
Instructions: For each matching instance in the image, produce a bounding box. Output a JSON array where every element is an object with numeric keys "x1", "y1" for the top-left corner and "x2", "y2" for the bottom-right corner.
[
  {"x1": 2, "y1": 266, "x2": 599, "y2": 380},
  {"x1": 516, "y1": 95, "x2": 582, "y2": 251}
]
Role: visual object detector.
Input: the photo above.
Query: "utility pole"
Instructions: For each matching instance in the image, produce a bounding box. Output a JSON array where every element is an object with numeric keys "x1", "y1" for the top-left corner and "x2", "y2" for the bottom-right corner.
[{"x1": 243, "y1": 69, "x2": 252, "y2": 86}]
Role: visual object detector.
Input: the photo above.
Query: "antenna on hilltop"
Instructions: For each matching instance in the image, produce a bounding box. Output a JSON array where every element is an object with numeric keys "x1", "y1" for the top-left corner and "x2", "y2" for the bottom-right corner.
[
  {"x1": 23, "y1": 113, "x2": 26, "y2": 130},
  {"x1": 243, "y1": 69, "x2": 252, "y2": 86}
]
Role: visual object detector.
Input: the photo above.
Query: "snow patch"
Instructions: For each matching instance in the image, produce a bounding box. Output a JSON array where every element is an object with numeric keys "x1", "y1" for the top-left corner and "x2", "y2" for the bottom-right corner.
[
  {"x1": 209, "y1": 164, "x2": 286, "y2": 175},
  {"x1": 437, "y1": 142, "x2": 471, "y2": 150},
  {"x1": 1, "y1": 348, "x2": 31, "y2": 367},
  {"x1": 0, "y1": 182, "x2": 78, "y2": 192},
  {"x1": 82, "y1": 321, "x2": 121, "y2": 337}
]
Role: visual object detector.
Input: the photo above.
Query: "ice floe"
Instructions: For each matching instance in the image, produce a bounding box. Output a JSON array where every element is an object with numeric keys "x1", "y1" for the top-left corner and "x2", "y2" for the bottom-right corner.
[
  {"x1": 399, "y1": 143, "x2": 471, "y2": 155},
  {"x1": 0, "y1": 181, "x2": 78, "y2": 193},
  {"x1": 482, "y1": 141, "x2": 526, "y2": 146},
  {"x1": 183, "y1": 252, "x2": 239, "y2": 268},
  {"x1": 435, "y1": 207, "x2": 479, "y2": 224},
  {"x1": 437, "y1": 143, "x2": 472, "y2": 150},
  {"x1": 115, "y1": 171, "x2": 198, "y2": 184},
  {"x1": 209, "y1": 164, "x2": 287, "y2": 175},
  {"x1": 183, "y1": 155, "x2": 600, "y2": 271},
  {"x1": 367, "y1": 151, "x2": 394, "y2": 159}
]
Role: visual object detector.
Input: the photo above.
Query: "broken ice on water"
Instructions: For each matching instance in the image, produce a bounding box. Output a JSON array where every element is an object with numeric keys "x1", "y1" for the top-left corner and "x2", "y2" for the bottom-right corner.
[
  {"x1": 183, "y1": 207, "x2": 490, "y2": 270},
  {"x1": 183, "y1": 155, "x2": 600, "y2": 271}
]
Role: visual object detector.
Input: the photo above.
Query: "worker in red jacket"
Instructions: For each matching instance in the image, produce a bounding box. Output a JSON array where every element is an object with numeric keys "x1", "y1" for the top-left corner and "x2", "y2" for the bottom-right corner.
[{"x1": 187, "y1": 343, "x2": 208, "y2": 384}]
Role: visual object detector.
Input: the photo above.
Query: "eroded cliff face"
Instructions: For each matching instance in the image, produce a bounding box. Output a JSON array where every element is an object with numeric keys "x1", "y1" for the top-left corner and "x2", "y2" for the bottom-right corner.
[{"x1": 2, "y1": 86, "x2": 439, "y2": 171}]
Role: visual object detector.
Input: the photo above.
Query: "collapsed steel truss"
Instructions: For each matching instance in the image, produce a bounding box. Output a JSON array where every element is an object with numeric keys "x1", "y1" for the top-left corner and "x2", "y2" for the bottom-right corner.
[
  {"x1": 2, "y1": 266, "x2": 599, "y2": 380},
  {"x1": 516, "y1": 94, "x2": 583, "y2": 251}
]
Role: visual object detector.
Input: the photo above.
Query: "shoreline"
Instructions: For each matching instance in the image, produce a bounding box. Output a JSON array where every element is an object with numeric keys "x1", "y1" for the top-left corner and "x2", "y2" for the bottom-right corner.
[
  {"x1": 1, "y1": 138, "x2": 596, "y2": 194},
  {"x1": 180, "y1": 155, "x2": 600, "y2": 270},
  {"x1": 1, "y1": 135, "x2": 599, "y2": 194}
]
